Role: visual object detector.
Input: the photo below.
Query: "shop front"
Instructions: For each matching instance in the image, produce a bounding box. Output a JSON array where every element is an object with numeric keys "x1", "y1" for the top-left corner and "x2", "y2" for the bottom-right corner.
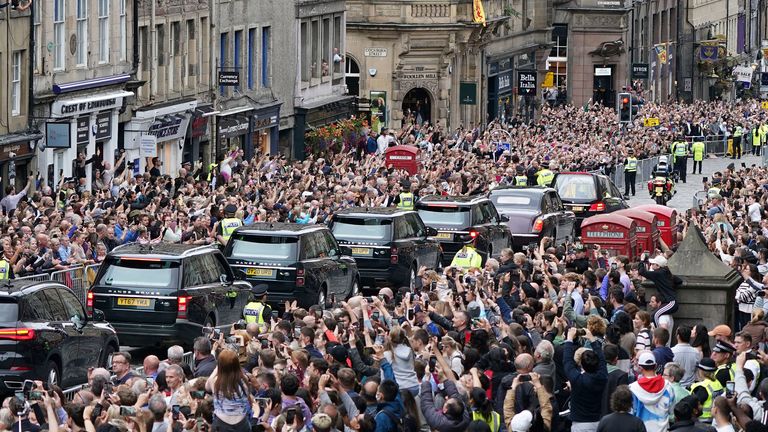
[
  {"x1": 293, "y1": 96, "x2": 355, "y2": 159},
  {"x1": 124, "y1": 98, "x2": 197, "y2": 177},
  {"x1": 487, "y1": 58, "x2": 514, "y2": 123},
  {"x1": 250, "y1": 104, "x2": 280, "y2": 158},
  {"x1": 216, "y1": 103, "x2": 281, "y2": 160},
  {"x1": 0, "y1": 132, "x2": 42, "y2": 196},
  {"x1": 185, "y1": 104, "x2": 217, "y2": 166},
  {"x1": 41, "y1": 89, "x2": 133, "y2": 188}
]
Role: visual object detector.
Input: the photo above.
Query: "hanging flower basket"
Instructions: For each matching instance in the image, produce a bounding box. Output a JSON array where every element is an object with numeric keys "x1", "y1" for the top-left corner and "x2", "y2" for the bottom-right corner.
[{"x1": 305, "y1": 115, "x2": 369, "y2": 157}]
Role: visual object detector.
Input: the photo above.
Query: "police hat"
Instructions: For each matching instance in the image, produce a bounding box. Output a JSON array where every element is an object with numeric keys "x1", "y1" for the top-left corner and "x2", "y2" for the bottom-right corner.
[
  {"x1": 251, "y1": 284, "x2": 269, "y2": 296},
  {"x1": 515, "y1": 165, "x2": 525, "y2": 174},
  {"x1": 697, "y1": 357, "x2": 717, "y2": 372},
  {"x1": 224, "y1": 204, "x2": 238, "y2": 214},
  {"x1": 712, "y1": 340, "x2": 736, "y2": 355},
  {"x1": 627, "y1": 148, "x2": 635, "y2": 154},
  {"x1": 541, "y1": 161, "x2": 550, "y2": 168}
]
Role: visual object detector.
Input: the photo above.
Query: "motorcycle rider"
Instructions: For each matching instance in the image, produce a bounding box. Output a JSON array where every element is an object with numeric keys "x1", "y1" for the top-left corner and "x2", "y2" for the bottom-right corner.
[{"x1": 649, "y1": 156, "x2": 675, "y2": 202}]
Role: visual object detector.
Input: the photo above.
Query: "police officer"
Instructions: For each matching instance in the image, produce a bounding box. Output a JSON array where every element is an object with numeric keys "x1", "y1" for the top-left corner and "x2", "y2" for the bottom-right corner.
[
  {"x1": 712, "y1": 340, "x2": 736, "y2": 387},
  {"x1": 691, "y1": 139, "x2": 706, "y2": 175},
  {"x1": 536, "y1": 162, "x2": 554, "y2": 187},
  {"x1": 397, "y1": 184, "x2": 415, "y2": 210},
  {"x1": 752, "y1": 124, "x2": 762, "y2": 156},
  {"x1": 243, "y1": 284, "x2": 272, "y2": 332},
  {"x1": 623, "y1": 148, "x2": 638, "y2": 197},
  {"x1": 450, "y1": 237, "x2": 483, "y2": 270},
  {"x1": 671, "y1": 137, "x2": 688, "y2": 183},
  {"x1": 514, "y1": 165, "x2": 528, "y2": 186},
  {"x1": 691, "y1": 358, "x2": 723, "y2": 423},
  {"x1": 216, "y1": 204, "x2": 243, "y2": 247},
  {"x1": 0, "y1": 255, "x2": 12, "y2": 280},
  {"x1": 731, "y1": 125, "x2": 743, "y2": 159}
]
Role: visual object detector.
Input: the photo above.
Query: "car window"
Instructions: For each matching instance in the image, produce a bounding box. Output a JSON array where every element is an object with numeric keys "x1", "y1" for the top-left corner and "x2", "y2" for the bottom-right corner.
[
  {"x1": 480, "y1": 203, "x2": 497, "y2": 223},
  {"x1": 330, "y1": 217, "x2": 392, "y2": 241},
  {"x1": 0, "y1": 298, "x2": 19, "y2": 323},
  {"x1": 304, "y1": 232, "x2": 329, "y2": 259},
  {"x1": 229, "y1": 234, "x2": 299, "y2": 261},
  {"x1": 42, "y1": 289, "x2": 69, "y2": 322},
  {"x1": 394, "y1": 216, "x2": 415, "y2": 239},
  {"x1": 540, "y1": 195, "x2": 552, "y2": 213},
  {"x1": 59, "y1": 289, "x2": 86, "y2": 323},
  {"x1": 98, "y1": 257, "x2": 180, "y2": 289},
  {"x1": 323, "y1": 231, "x2": 339, "y2": 256},
  {"x1": 417, "y1": 205, "x2": 471, "y2": 227},
  {"x1": 183, "y1": 255, "x2": 204, "y2": 287},
  {"x1": 213, "y1": 254, "x2": 232, "y2": 280},
  {"x1": 197, "y1": 253, "x2": 222, "y2": 285},
  {"x1": 554, "y1": 175, "x2": 598, "y2": 201},
  {"x1": 599, "y1": 177, "x2": 614, "y2": 198},
  {"x1": 406, "y1": 213, "x2": 425, "y2": 237},
  {"x1": 551, "y1": 194, "x2": 564, "y2": 211},
  {"x1": 19, "y1": 292, "x2": 48, "y2": 321},
  {"x1": 471, "y1": 206, "x2": 485, "y2": 225}
]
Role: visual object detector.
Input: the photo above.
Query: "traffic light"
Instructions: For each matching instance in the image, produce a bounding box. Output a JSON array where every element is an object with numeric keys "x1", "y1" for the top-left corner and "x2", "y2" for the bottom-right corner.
[{"x1": 618, "y1": 92, "x2": 632, "y2": 123}]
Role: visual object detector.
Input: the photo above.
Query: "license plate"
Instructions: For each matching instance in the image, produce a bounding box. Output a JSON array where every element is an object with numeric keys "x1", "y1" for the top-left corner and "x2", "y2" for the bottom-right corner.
[
  {"x1": 571, "y1": 206, "x2": 584, "y2": 212},
  {"x1": 116, "y1": 297, "x2": 151, "y2": 307},
  {"x1": 436, "y1": 232, "x2": 453, "y2": 239},
  {"x1": 351, "y1": 247, "x2": 372, "y2": 256},
  {"x1": 246, "y1": 268, "x2": 275, "y2": 277},
  {"x1": 655, "y1": 186, "x2": 663, "y2": 193}
]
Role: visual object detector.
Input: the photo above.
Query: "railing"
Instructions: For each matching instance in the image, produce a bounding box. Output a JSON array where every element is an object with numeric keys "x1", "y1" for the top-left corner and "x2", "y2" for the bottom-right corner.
[{"x1": 13, "y1": 264, "x2": 100, "y2": 306}]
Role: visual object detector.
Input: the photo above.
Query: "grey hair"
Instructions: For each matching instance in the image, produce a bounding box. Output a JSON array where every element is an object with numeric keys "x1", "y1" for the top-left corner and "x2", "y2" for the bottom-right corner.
[
  {"x1": 485, "y1": 258, "x2": 500, "y2": 272},
  {"x1": 664, "y1": 362, "x2": 684, "y2": 382},
  {"x1": 0, "y1": 408, "x2": 13, "y2": 430},
  {"x1": 167, "y1": 345, "x2": 184, "y2": 363},
  {"x1": 166, "y1": 364, "x2": 184, "y2": 379},
  {"x1": 534, "y1": 340, "x2": 555, "y2": 362},
  {"x1": 148, "y1": 394, "x2": 167, "y2": 421}
]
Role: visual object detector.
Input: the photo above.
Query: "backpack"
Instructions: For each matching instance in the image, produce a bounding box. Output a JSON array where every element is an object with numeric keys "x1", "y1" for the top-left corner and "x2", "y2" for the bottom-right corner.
[{"x1": 378, "y1": 408, "x2": 418, "y2": 432}]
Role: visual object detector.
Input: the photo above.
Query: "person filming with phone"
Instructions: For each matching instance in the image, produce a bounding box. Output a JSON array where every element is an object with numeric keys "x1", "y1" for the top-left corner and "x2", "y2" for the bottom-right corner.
[{"x1": 638, "y1": 253, "x2": 682, "y2": 327}]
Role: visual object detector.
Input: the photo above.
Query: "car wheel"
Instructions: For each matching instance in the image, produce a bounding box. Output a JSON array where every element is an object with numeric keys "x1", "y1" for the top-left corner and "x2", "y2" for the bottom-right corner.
[
  {"x1": 204, "y1": 315, "x2": 215, "y2": 329},
  {"x1": 318, "y1": 285, "x2": 327, "y2": 309},
  {"x1": 100, "y1": 344, "x2": 116, "y2": 369},
  {"x1": 46, "y1": 361, "x2": 60, "y2": 389},
  {"x1": 349, "y1": 278, "x2": 360, "y2": 299}
]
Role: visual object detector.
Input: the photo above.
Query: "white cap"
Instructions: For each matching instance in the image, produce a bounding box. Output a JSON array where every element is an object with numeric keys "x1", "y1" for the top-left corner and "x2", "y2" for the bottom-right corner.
[
  {"x1": 510, "y1": 410, "x2": 533, "y2": 432},
  {"x1": 638, "y1": 351, "x2": 657, "y2": 367},
  {"x1": 648, "y1": 256, "x2": 668, "y2": 267}
]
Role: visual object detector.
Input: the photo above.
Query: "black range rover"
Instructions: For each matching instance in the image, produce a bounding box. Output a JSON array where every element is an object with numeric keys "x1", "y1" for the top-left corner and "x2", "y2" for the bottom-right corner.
[
  {"x1": 416, "y1": 195, "x2": 513, "y2": 265},
  {"x1": 223, "y1": 223, "x2": 360, "y2": 308},
  {"x1": 88, "y1": 244, "x2": 252, "y2": 347},
  {"x1": 329, "y1": 207, "x2": 442, "y2": 289}
]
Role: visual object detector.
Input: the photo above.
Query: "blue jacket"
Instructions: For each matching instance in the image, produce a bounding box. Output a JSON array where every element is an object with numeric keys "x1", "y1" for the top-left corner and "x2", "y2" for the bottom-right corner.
[
  {"x1": 374, "y1": 358, "x2": 405, "y2": 432},
  {"x1": 563, "y1": 340, "x2": 608, "y2": 423}
]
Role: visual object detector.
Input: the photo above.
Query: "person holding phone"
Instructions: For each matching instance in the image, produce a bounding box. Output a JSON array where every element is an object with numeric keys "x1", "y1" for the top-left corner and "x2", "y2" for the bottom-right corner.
[
  {"x1": 205, "y1": 350, "x2": 252, "y2": 432},
  {"x1": 638, "y1": 253, "x2": 682, "y2": 328}
]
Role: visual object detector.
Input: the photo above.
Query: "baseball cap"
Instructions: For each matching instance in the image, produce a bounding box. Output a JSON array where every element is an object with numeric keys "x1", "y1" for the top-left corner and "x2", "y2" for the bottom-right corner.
[
  {"x1": 708, "y1": 324, "x2": 732, "y2": 339},
  {"x1": 510, "y1": 410, "x2": 533, "y2": 432},
  {"x1": 648, "y1": 256, "x2": 668, "y2": 267},
  {"x1": 637, "y1": 351, "x2": 657, "y2": 367},
  {"x1": 697, "y1": 357, "x2": 717, "y2": 371},
  {"x1": 311, "y1": 413, "x2": 333, "y2": 430}
]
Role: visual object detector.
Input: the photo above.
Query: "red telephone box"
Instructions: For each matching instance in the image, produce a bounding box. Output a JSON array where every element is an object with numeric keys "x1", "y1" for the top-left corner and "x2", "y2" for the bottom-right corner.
[
  {"x1": 385, "y1": 145, "x2": 421, "y2": 175},
  {"x1": 580, "y1": 214, "x2": 638, "y2": 260},
  {"x1": 633, "y1": 205, "x2": 678, "y2": 250},
  {"x1": 614, "y1": 209, "x2": 660, "y2": 256}
]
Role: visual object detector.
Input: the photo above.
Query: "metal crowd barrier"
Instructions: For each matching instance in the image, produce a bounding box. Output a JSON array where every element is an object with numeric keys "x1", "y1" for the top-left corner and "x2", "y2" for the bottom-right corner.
[
  {"x1": 13, "y1": 264, "x2": 100, "y2": 305},
  {"x1": 591, "y1": 155, "x2": 662, "y2": 193}
]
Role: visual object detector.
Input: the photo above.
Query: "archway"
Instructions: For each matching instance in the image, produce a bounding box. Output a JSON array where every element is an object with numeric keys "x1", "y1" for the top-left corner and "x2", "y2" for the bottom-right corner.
[
  {"x1": 402, "y1": 88, "x2": 432, "y2": 125},
  {"x1": 345, "y1": 56, "x2": 360, "y2": 97}
]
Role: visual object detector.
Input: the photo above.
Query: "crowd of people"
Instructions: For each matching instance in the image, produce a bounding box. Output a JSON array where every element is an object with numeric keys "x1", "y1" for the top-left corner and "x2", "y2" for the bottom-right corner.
[{"x1": 1, "y1": 99, "x2": 768, "y2": 432}]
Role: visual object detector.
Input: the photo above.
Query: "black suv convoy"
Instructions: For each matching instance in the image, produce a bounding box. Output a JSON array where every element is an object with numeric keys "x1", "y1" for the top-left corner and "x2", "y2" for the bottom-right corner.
[
  {"x1": 223, "y1": 223, "x2": 360, "y2": 309},
  {"x1": 0, "y1": 280, "x2": 119, "y2": 395},
  {"x1": 416, "y1": 195, "x2": 512, "y2": 265},
  {"x1": 88, "y1": 244, "x2": 252, "y2": 347},
  {"x1": 329, "y1": 207, "x2": 442, "y2": 289}
]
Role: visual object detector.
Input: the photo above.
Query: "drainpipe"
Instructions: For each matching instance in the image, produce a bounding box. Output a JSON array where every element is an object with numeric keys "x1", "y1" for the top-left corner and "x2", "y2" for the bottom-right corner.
[
  {"x1": 132, "y1": 0, "x2": 139, "y2": 71},
  {"x1": 27, "y1": 0, "x2": 35, "y2": 130}
]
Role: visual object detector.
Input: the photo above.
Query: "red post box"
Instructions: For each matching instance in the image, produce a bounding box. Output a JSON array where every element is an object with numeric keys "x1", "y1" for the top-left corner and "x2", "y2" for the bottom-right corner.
[
  {"x1": 614, "y1": 209, "x2": 660, "y2": 256},
  {"x1": 385, "y1": 145, "x2": 421, "y2": 175},
  {"x1": 633, "y1": 205, "x2": 678, "y2": 250},
  {"x1": 580, "y1": 214, "x2": 638, "y2": 260}
]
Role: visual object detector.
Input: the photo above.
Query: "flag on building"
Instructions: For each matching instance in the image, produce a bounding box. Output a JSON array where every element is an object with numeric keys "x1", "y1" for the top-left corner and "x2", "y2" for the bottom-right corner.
[
  {"x1": 472, "y1": 0, "x2": 486, "y2": 26},
  {"x1": 700, "y1": 43, "x2": 719, "y2": 61},
  {"x1": 654, "y1": 43, "x2": 667, "y2": 65}
]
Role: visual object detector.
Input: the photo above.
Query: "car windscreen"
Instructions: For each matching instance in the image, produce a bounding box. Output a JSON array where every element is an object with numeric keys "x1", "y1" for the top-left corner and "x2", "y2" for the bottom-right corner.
[
  {"x1": 229, "y1": 235, "x2": 298, "y2": 261},
  {"x1": 98, "y1": 258, "x2": 179, "y2": 289},
  {"x1": 417, "y1": 206, "x2": 471, "y2": 226},
  {"x1": 490, "y1": 194, "x2": 537, "y2": 210},
  {"x1": 331, "y1": 217, "x2": 392, "y2": 241},
  {"x1": 554, "y1": 175, "x2": 598, "y2": 202},
  {"x1": 0, "y1": 299, "x2": 18, "y2": 323}
]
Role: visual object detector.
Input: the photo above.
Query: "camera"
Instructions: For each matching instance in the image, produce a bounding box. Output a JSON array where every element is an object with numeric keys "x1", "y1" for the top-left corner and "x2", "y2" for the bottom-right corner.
[
  {"x1": 428, "y1": 356, "x2": 437, "y2": 372},
  {"x1": 518, "y1": 374, "x2": 531, "y2": 382},
  {"x1": 92, "y1": 404, "x2": 104, "y2": 420},
  {"x1": 191, "y1": 390, "x2": 206, "y2": 400},
  {"x1": 233, "y1": 320, "x2": 247, "y2": 330},
  {"x1": 120, "y1": 406, "x2": 136, "y2": 416},
  {"x1": 172, "y1": 405, "x2": 180, "y2": 421}
]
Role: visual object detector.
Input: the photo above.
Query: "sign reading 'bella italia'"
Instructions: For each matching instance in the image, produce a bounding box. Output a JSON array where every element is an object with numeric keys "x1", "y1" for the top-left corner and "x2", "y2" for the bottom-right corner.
[{"x1": 517, "y1": 70, "x2": 537, "y2": 96}]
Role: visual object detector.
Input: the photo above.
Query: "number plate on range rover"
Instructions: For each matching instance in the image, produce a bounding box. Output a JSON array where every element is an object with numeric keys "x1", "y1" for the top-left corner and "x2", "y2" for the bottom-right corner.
[
  {"x1": 116, "y1": 298, "x2": 151, "y2": 307},
  {"x1": 246, "y1": 268, "x2": 276, "y2": 278}
]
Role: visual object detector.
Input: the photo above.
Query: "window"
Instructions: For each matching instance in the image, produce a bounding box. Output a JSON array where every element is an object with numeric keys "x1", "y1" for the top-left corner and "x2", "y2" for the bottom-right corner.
[
  {"x1": 76, "y1": 0, "x2": 87, "y2": 66},
  {"x1": 42, "y1": 290, "x2": 69, "y2": 322},
  {"x1": 261, "y1": 27, "x2": 270, "y2": 87},
  {"x1": 53, "y1": 0, "x2": 65, "y2": 70},
  {"x1": 229, "y1": 235, "x2": 298, "y2": 261},
  {"x1": 154, "y1": 24, "x2": 165, "y2": 94},
  {"x1": 345, "y1": 57, "x2": 360, "y2": 96},
  {"x1": 333, "y1": 16, "x2": 342, "y2": 74},
  {"x1": 201, "y1": 17, "x2": 209, "y2": 83},
  {"x1": 331, "y1": 218, "x2": 392, "y2": 241},
  {"x1": 119, "y1": 0, "x2": 127, "y2": 61},
  {"x1": 234, "y1": 30, "x2": 242, "y2": 92},
  {"x1": 300, "y1": 22, "x2": 309, "y2": 82},
  {"x1": 33, "y1": 0, "x2": 41, "y2": 73},
  {"x1": 59, "y1": 290, "x2": 86, "y2": 323},
  {"x1": 322, "y1": 18, "x2": 331, "y2": 77},
  {"x1": 219, "y1": 32, "x2": 228, "y2": 95},
  {"x1": 547, "y1": 24, "x2": 568, "y2": 90},
  {"x1": 99, "y1": 0, "x2": 110, "y2": 63},
  {"x1": 171, "y1": 21, "x2": 181, "y2": 91},
  {"x1": 11, "y1": 51, "x2": 21, "y2": 116},
  {"x1": 248, "y1": 28, "x2": 256, "y2": 89},
  {"x1": 311, "y1": 20, "x2": 320, "y2": 79},
  {"x1": 140, "y1": 26, "x2": 149, "y2": 72},
  {"x1": 21, "y1": 293, "x2": 48, "y2": 321},
  {"x1": 98, "y1": 258, "x2": 180, "y2": 289},
  {"x1": 186, "y1": 20, "x2": 196, "y2": 88}
]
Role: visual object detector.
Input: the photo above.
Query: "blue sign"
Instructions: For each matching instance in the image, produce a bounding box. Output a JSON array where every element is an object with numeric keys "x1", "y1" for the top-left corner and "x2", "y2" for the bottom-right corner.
[{"x1": 499, "y1": 142, "x2": 511, "y2": 152}]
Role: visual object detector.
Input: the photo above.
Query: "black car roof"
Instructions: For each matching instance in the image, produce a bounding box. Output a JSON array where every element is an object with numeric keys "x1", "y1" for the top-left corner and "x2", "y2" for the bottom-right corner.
[
  {"x1": 334, "y1": 207, "x2": 412, "y2": 217},
  {"x1": 109, "y1": 243, "x2": 215, "y2": 259},
  {"x1": 235, "y1": 222, "x2": 328, "y2": 236},
  {"x1": 417, "y1": 194, "x2": 487, "y2": 205},
  {"x1": 0, "y1": 280, "x2": 67, "y2": 298},
  {"x1": 489, "y1": 186, "x2": 554, "y2": 196}
]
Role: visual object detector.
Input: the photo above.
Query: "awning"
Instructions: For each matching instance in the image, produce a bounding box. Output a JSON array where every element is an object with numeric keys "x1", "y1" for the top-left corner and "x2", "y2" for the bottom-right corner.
[
  {"x1": 195, "y1": 104, "x2": 219, "y2": 117},
  {"x1": 52, "y1": 74, "x2": 132, "y2": 95},
  {"x1": 52, "y1": 90, "x2": 134, "y2": 118},
  {"x1": 0, "y1": 131, "x2": 43, "y2": 146},
  {"x1": 133, "y1": 98, "x2": 197, "y2": 120},
  {"x1": 216, "y1": 105, "x2": 254, "y2": 117}
]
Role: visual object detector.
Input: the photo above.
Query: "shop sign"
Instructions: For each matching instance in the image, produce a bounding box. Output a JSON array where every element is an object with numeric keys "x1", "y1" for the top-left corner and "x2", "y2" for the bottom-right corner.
[
  {"x1": 498, "y1": 72, "x2": 512, "y2": 92},
  {"x1": 595, "y1": 67, "x2": 612, "y2": 76},
  {"x1": 253, "y1": 115, "x2": 278, "y2": 130},
  {"x1": 95, "y1": 111, "x2": 112, "y2": 140},
  {"x1": 148, "y1": 116, "x2": 184, "y2": 141},
  {"x1": 45, "y1": 122, "x2": 71, "y2": 149},
  {"x1": 400, "y1": 72, "x2": 438, "y2": 80},
  {"x1": 585, "y1": 231, "x2": 625, "y2": 239},
  {"x1": 58, "y1": 98, "x2": 117, "y2": 116},
  {"x1": 632, "y1": 63, "x2": 649, "y2": 79},
  {"x1": 76, "y1": 116, "x2": 90, "y2": 145},
  {"x1": 218, "y1": 71, "x2": 240, "y2": 87},
  {"x1": 0, "y1": 142, "x2": 32, "y2": 162},
  {"x1": 364, "y1": 48, "x2": 388, "y2": 57},
  {"x1": 140, "y1": 135, "x2": 158, "y2": 157},
  {"x1": 460, "y1": 82, "x2": 477, "y2": 105},
  {"x1": 517, "y1": 70, "x2": 536, "y2": 96},
  {"x1": 191, "y1": 115, "x2": 209, "y2": 139},
  {"x1": 218, "y1": 116, "x2": 250, "y2": 140}
]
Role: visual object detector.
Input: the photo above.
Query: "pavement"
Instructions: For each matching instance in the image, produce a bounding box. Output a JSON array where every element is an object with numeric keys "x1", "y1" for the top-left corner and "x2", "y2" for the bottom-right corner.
[{"x1": 625, "y1": 154, "x2": 762, "y2": 211}]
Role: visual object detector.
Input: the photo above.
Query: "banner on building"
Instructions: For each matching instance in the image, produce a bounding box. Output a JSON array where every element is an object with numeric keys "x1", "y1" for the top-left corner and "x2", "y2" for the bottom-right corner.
[
  {"x1": 654, "y1": 44, "x2": 667, "y2": 65},
  {"x1": 370, "y1": 91, "x2": 387, "y2": 132},
  {"x1": 472, "y1": 0, "x2": 486, "y2": 26},
  {"x1": 732, "y1": 66, "x2": 754, "y2": 83},
  {"x1": 699, "y1": 43, "x2": 720, "y2": 62},
  {"x1": 763, "y1": 48, "x2": 768, "y2": 60},
  {"x1": 139, "y1": 135, "x2": 158, "y2": 157}
]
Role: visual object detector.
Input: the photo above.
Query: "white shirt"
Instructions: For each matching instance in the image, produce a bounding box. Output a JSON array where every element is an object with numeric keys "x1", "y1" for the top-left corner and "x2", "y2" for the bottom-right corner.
[
  {"x1": 376, "y1": 136, "x2": 389, "y2": 154},
  {"x1": 748, "y1": 202, "x2": 762, "y2": 223}
]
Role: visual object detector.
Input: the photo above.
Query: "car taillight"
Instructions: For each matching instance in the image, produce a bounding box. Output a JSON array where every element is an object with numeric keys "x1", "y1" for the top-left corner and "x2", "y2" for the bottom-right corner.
[
  {"x1": 390, "y1": 247, "x2": 399, "y2": 264},
  {"x1": 10, "y1": 366, "x2": 33, "y2": 371},
  {"x1": 532, "y1": 218, "x2": 544, "y2": 233},
  {"x1": 589, "y1": 202, "x2": 606, "y2": 212},
  {"x1": 296, "y1": 268, "x2": 305, "y2": 287},
  {"x1": 86, "y1": 292, "x2": 94, "y2": 316},
  {"x1": 0, "y1": 328, "x2": 36, "y2": 341},
  {"x1": 176, "y1": 296, "x2": 191, "y2": 319},
  {"x1": 469, "y1": 230, "x2": 478, "y2": 239}
]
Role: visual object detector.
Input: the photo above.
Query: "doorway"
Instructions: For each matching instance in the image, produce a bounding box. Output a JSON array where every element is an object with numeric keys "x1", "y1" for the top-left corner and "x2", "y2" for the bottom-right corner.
[
  {"x1": 402, "y1": 88, "x2": 431, "y2": 125},
  {"x1": 592, "y1": 65, "x2": 615, "y2": 107}
]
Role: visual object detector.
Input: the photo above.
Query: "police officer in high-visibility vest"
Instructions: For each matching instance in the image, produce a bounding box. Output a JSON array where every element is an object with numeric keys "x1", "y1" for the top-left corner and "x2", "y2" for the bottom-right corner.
[
  {"x1": 691, "y1": 139, "x2": 706, "y2": 175},
  {"x1": 0, "y1": 256, "x2": 12, "y2": 280},
  {"x1": 397, "y1": 185, "x2": 415, "y2": 210},
  {"x1": 450, "y1": 237, "x2": 483, "y2": 270},
  {"x1": 243, "y1": 284, "x2": 271, "y2": 332},
  {"x1": 623, "y1": 148, "x2": 638, "y2": 197},
  {"x1": 514, "y1": 165, "x2": 528, "y2": 186},
  {"x1": 732, "y1": 125, "x2": 743, "y2": 160},
  {"x1": 206, "y1": 163, "x2": 218, "y2": 183},
  {"x1": 761, "y1": 122, "x2": 768, "y2": 148},
  {"x1": 691, "y1": 358, "x2": 724, "y2": 423},
  {"x1": 671, "y1": 138, "x2": 688, "y2": 183},
  {"x1": 216, "y1": 204, "x2": 243, "y2": 247},
  {"x1": 536, "y1": 162, "x2": 554, "y2": 187},
  {"x1": 752, "y1": 125, "x2": 762, "y2": 156},
  {"x1": 711, "y1": 340, "x2": 736, "y2": 387}
]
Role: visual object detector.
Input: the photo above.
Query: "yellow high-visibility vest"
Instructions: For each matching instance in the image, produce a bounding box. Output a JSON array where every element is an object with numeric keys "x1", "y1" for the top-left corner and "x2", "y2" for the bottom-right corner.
[
  {"x1": 397, "y1": 193, "x2": 414, "y2": 210},
  {"x1": 625, "y1": 157, "x2": 638, "y2": 172}
]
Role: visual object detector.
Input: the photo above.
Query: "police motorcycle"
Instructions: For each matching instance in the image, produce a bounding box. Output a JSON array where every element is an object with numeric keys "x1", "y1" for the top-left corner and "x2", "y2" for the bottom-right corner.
[{"x1": 646, "y1": 155, "x2": 677, "y2": 206}]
